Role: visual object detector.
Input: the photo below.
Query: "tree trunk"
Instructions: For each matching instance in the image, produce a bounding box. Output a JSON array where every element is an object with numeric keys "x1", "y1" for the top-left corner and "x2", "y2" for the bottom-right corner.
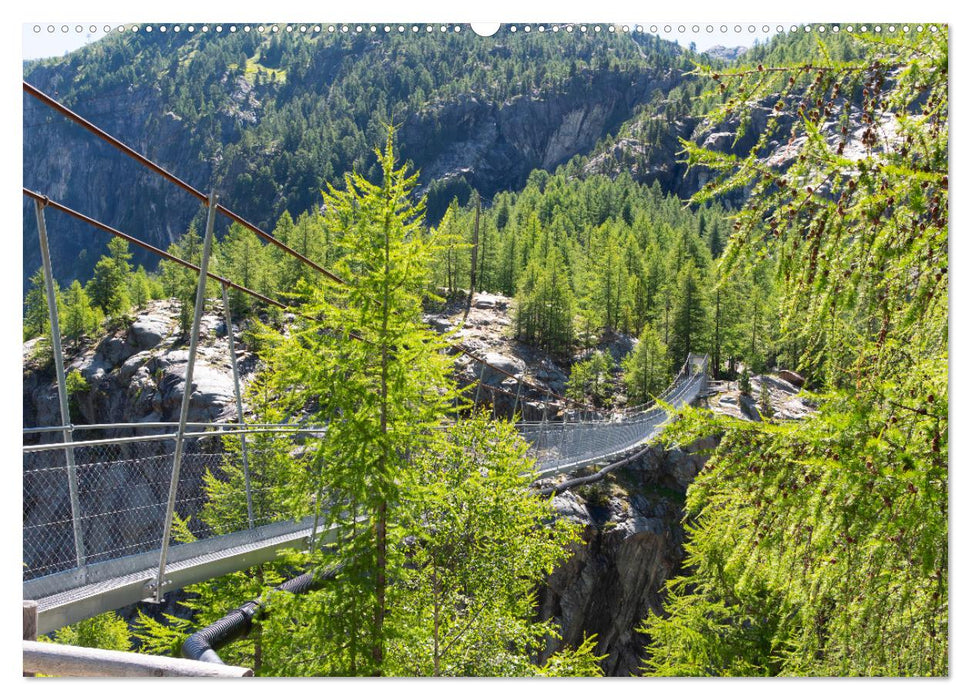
[
  {"x1": 465, "y1": 192, "x2": 480, "y2": 321},
  {"x1": 714, "y1": 289, "x2": 721, "y2": 380}
]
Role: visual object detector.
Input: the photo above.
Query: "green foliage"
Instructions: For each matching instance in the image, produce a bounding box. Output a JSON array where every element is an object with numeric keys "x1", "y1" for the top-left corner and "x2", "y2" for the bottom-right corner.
[
  {"x1": 643, "y1": 27, "x2": 948, "y2": 677},
  {"x1": 203, "y1": 376, "x2": 312, "y2": 534},
  {"x1": 160, "y1": 223, "x2": 213, "y2": 336},
  {"x1": 435, "y1": 169, "x2": 736, "y2": 366},
  {"x1": 623, "y1": 325, "x2": 668, "y2": 405},
  {"x1": 62, "y1": 279, "x2": 103, "y2": 344},
  {"x1": 88, "y1": 237, "x2": 132, "y2": 316},
  {"x1": 739, "y1": 368, "x2": 752, "y2": 396},
  {"x1": 758, "y1": 379, "x2": 772, "y2": 420},
  {"x1": 260, "y1": 132, "x2": 454, "y2": 675},
  {"x1": 128, "y1": 265, "x2": 161, "y2": 309},
  {"x1": 567, "y1": 351, "x2": 614, "y2": 408},
  {"x1": 389, "y1": 414, "x2": 582, "y2": 676},
  {"x1": 669, "y1": 261, "x2": 706, "y2": 369},
  {"x1": 536, "y1": 635, "x2": 607, "y2": 677},
  {"x1": 23, "y1": 267, "x2": 58, "y2": 341},
  {"x1": 216, "y1": 222, "x2": 273, "y2": 315},
  {"x1": 514, "y1": 246, "x2": 575, "y2": 356},
  {"x1": 685, "y1": 30, "x2": 947, "y2": 389},
  {"x1": 132, "y1": 609, "x2": 193, "y2": 657},
  {"x1": 47, "y1": 612, "x2": 132, "y2": 652},
  {"x1": 249, "y1": 416, "x2": 593, "y2": 678},
  {"x1": 150, "y1": 139, "x2": 595, "y2": 678},
  {"x1": 429, "y1": 200, "x2": 470, "y2": 297},
  {"x1": 65, "y1": 369, "x2": 89, "y2": 396},
  {"x1": 643, "y1": 390, "x2": 947, "y2": 676}
]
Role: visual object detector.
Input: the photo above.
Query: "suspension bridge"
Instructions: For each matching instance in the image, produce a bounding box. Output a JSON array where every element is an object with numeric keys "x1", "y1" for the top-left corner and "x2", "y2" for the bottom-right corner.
[{"x1": 22, "y1": 80, "x2": 709, "y2": 636}]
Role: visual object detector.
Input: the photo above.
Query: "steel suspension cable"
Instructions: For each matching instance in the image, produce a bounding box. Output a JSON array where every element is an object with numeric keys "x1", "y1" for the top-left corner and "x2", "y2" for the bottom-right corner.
[
  {"x1": 23, "y1": 80, "x2": 348, "y2": 287},
  {"x1": 24, "y1": 81, "x2": 603, "y2": 413},
  {"x1": 23, "y1": 188, "x2": 293, "y2": 315}
]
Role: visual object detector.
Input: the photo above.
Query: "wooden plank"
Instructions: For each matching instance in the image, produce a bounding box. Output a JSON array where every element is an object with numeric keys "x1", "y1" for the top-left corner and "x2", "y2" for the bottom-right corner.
[
  {"x1": 23, "y1": 601, "x2": 38, "y2": 677},
  {"x1": 23, "y1": 601, "x2": 38, "y2": 640},
  {"x1": 23, "y1": 640, "x2": 252, "y2": 677}
]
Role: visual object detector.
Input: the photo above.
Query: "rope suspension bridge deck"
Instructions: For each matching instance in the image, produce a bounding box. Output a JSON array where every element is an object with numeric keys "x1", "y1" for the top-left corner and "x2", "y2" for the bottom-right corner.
[{"x1": 22, "y1": 80, "x2": 709, "y2": 635}]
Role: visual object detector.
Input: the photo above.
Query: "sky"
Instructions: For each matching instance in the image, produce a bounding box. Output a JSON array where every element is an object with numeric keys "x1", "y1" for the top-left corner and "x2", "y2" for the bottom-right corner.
[{"x1": 22, "y1": 23, "x2": 115, "y2": 60}]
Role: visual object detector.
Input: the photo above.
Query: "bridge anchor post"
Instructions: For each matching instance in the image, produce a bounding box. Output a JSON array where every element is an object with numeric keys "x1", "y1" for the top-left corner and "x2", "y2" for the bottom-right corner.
[
  {"x1": 221, "y1": 282, "x2": 255, "y2": 530},
  {"x1": 33, "y1": 199, "x2": 86, "y2": 569},
  {"x1": 154, "y1": 192, "x2": 218, "y2": 602}
]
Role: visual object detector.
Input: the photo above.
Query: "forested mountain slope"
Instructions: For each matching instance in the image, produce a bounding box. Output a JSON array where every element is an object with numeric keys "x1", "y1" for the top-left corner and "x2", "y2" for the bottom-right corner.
[{"x1": 23, "y1": 26, "x2": 695, "y2": 287}]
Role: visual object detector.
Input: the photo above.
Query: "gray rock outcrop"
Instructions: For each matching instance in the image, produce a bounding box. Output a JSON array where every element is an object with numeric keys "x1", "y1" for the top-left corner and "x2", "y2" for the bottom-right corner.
[
  {"x1": 22, "y1": 299, "x2": 255, "y2": 580},
  {"x1": 537, "y1": 435, "x2": 721, "y2": 676},
  {"x1": 23, "y1": 299, "x2": 251, "y2": 433}
]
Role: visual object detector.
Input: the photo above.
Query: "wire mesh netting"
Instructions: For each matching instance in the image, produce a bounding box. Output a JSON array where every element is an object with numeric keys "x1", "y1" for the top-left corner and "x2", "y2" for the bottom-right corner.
[
  {"x1": 23, "y1": 357, "x2": 707, "y2": 584},
  {"x1": 520, "y1": 359, "x2": 707, "y2": 475},
  {"x1": 22, "y1": 430, "x2": 319, "y2": 582}
]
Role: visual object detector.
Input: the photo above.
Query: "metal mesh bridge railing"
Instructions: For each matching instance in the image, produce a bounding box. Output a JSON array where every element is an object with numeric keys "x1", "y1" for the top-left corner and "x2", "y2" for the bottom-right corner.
[
  {"x1": 22, "y1": 427, "x2": 324, "y2": 584},
  {"x1": 22, "y1": 356, "x2": 707, "y2": 595},
  {"x1": 519, "y1": 355, "x2": 708, "y2": 478}
]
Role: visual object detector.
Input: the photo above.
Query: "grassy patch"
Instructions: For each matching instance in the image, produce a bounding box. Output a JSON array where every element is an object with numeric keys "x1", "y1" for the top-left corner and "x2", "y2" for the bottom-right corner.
[{"x1": 243, "y1": 56, "x2": 287, "y2": 83}]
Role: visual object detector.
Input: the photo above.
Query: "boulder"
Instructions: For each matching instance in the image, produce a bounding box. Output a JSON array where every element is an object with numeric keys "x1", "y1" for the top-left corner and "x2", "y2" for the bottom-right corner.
[
  {"x1": 473, "y1": 293, "x2": 500, "y2": 309},
  {"x1": 118, "y1": 351, "x2": 151, "y2": 384},
  {"x1": 702, "y1": 131, "x2": 735, "y2": 150},
  {"x1": 778, "y1": 369, "x2": 806, "y2": 388},
  {"x1": 601, "y1": 332, "x2": 637, "y2": 364},
  {"x1": 76, "y1": 354, "x2": 111, "y2": 384},
  {"x1": 429, "y1": 316, "x2": 453, "y2": 334},
  {"x1": 481, "y1": 352, "x2": 524, "y2": 385},
  {"x1": 158, "y1": 360, "x2": 237, "y2": 422},
  {"x1": 97, "y1": 335, "x2": 136, "y2": 367},
  {"x1": 128, "y1": 317, "x2": 169, "y2": 351},
  {"x1": 739, "y1": 393, "x2": 763, "y2": 422},
  {"x1": 755, "y1": 374, "x2": 800, "y2": 396}
]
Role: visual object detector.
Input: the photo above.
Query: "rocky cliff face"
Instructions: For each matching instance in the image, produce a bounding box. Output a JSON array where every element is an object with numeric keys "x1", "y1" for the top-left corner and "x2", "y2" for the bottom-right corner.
[
  {"x1": 22, "y1": 77, "x2": 210, "y2": 289},
  {"x1": 535, "y1": 435, "x2": 719, "y2": 676},
  {"x1": 401, "y1": 70, "x2": 681, "y2": 199},
  {"x1": 23, "y1": 299, "x2": 253, "y2": 434}
]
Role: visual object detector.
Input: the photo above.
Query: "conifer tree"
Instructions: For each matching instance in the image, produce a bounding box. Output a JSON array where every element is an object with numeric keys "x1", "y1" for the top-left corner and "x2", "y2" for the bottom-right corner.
[
  {"x1": 623, "y1": 325, "x2": 668, "y2": 405},
  {"x1": 23, "y1": 267, "x2": 57, "y2": 341},
  {"x1": 62, "y1": 279, "x2": 102, "y2": 344},
  {"x1": 642, "y1": 27, "x2": 948, "y2": 677},
  {"x1": 218, "y1": 222, "x2": 270, "y2": 315},
  {"x1": 88, "y1": 237, "x2": 133, "y2": 317},
  {"x1": 515, "y1": 247, "x2": 574, "y2": 356},
  {"x1": 263, "y1": 132, "x2": 454, "y2": 675},
  {"x1": 669, "y1": 261, "x2": 706, "y2": 367},
  {"x1": 160, "y1": 224, "x2": 206, "y2": 336},
  {"x1": 129, "y1": 265, "x2": 157, "y2": 309},
  {"x1": 566, "y1": 351, "x2": 613, "y2": 408}
]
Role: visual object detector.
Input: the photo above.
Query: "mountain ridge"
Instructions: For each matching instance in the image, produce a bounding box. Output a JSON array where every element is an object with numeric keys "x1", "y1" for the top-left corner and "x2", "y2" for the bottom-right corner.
[{"x1": 23, "y1": 27, "x2": 702, "y2": 288}]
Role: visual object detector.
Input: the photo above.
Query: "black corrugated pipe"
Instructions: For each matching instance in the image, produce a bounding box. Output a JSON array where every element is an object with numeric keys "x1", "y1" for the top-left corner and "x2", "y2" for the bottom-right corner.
[{"x1": 182, "y1": 566, "x2": 339, "y2": 665}]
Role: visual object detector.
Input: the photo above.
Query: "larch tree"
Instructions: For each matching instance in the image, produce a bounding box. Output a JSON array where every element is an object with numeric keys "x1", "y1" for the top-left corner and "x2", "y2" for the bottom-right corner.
[
  {"x1": 88, "y1": 236, "x2": 133, "y2": 317},
  {"x1": 62, "y1": 279, "x2": 102, "y2": 345},
  {"x1": 642, "y1": 27, "x2": 948, "y2": 677},
  {"x1": 23, "y1": 267, "x2": 58, "y2": 341},
  {"x1": 669, "y1": 260, "x2": 707, "y2": 368},
  {"x1": 623, "y1": 324, "x2": 668, "y2": 405},
  {"x1": 262, "y1": 131, "x2": 455, "y2": 675}
]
